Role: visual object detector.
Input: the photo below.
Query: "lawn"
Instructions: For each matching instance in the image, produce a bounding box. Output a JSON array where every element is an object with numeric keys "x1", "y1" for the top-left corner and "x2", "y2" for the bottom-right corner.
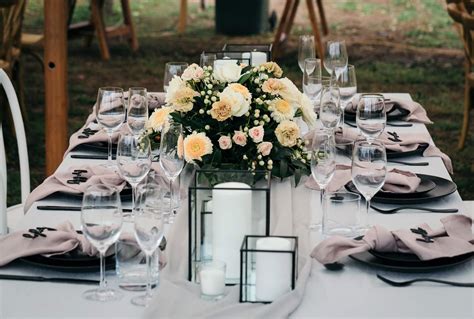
[{"x1": 4, "y1": 0, "x2": 472, "y2": 205}]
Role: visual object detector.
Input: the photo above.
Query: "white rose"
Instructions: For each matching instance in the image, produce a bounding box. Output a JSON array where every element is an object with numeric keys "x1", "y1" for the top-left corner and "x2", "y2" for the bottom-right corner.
[
  {"x1": 298, "y1": 93, "x2": 317, "y2": 128},
  {"x1": 218, "y1": 136, "x2": 232, "y2": 150},
  {"x1": 181, "y1": 63, "x2": 205, "y2": 81},
  {"x1": 220, "y1": 84, "x2": 251, "y2": 117},
  {"x1": 213, "y1": 61, "x2": 242, "y2": 83},
  {"x1": 278, "y1": 77, "x2": 301, "y2": 104},
  {"x1": 248, "y1": 125, "x2": 264, "y2": 143},
  {"x1": 232, "y1": 131, "x2": 247, "y2": 146},
  {"x1": 257, "y1": 142, "x2": 273, "y2": 156}
]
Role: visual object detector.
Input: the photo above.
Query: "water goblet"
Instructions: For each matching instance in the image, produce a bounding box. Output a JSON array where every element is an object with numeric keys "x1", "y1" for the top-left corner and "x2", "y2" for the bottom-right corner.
[
  {"x1": 96, "y1": 87, "x2": 126, "y2": 168},
  {"x1": 356, "y1": 94, "x2": 386, "y2": 143},
  {"x1": 351, "y1": 140, "x2": 387, "y2": 232},
  {"x1": 337, "y1": 65, "x2": 357, "y2": 129},
  {"x1": 81, "y1": 184, "x2": 123, "y2": 302},
  {"x1": 303, "y1": 74, "x2": 322, "y2": 113},
  {"x1": 163, "y1": 62, "x2": 189, "y2": 92},
  {"x1": 320, "y1": 85, "x2": 341, "y2": 132},
  {"x1": 309, "y1": 129, "x2": 336, "y2": 231},
  {"x1": 127, "y1": 87, "x2": 148, "y2": 136},
  {"x1": 323, "y1": 40, "x2": 348, "y2": 81},
  {"x1": 298, "y1": 35, "x2": 316, "y2": 75}
]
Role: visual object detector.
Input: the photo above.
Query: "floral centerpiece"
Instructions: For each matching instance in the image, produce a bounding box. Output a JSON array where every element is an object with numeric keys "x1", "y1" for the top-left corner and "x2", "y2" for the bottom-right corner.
[{"x1": 146, "y1": 61, "x2": 316, "y2": 184}]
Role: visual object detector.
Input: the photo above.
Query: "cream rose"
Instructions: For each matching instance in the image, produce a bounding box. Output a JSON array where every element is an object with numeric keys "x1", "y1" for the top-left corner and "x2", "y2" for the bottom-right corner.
[
  {"x1": 219, "y1": 84, "x2": 251, "y2": 117},
  {"x1": 275, "y1": 120, "x2": 300, "y2": 147},
  {"x1": 218, "y1": 136, "x2": 232, "y2": 150},
  {"x1": 269, "y1": 98, "x2": 296, "y2": 123},
  {"x1": 278, "y1": 77, "x2": 301, "y2": 104},
  {"x1": 165, "y1": 75, "x2": 185, "y2": 101},
  {"x1": 183, "y1": 132, "x2": 213, "y2": 162},
  {"x1": 232, "y1": 131, "x2": 247, "y2": 146},
  {"x1": 257, "y1": 142, "x2": 273, "y2": 156},
  {"x1": 261, "y1": 78, "x2": 286, "y2": 96},
  {"x1": 213, "y1": 60, "x2": 242, "y2": 83},
  {"x1": 210, "y1": 98, "x2": 233, "y2": 121},
  {"x1": 261, "y1": 62, "x2": 283, "y2": 77},
  {"x1": 146, "y1": 106, "x2": 172, "y2": 132},
  {"x1": 298, "y1": 93, "x2": 317, "y2": 128},
  {"x1": 181, "y1": 63, "x2": 205, "y2": 81},
  {"x1": 169, "y1": 87, "x2": 199, "y2": 113},
  {"x1": 248, "y1": 125, "x2": 264, "y2": 143}
]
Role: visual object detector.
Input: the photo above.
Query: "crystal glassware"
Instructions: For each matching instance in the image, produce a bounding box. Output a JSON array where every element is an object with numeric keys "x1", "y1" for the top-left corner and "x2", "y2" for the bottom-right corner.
[
  {"x1": 159, "y1": 122, "x2": 184, "y2": 223},
  {"x1": 323, "y1": 40, "x2": 348, "y2": 81},
  {"x1": 298, "y1": 35, "x2": 316, "y2": 74},
  {"x1": 81, "y1": 184, "x2": 123, "y2": 302},
  {"x1": 337, "y1": 65, "x2": 357, "y2": 129},
  {"x1": 320, "y1": 85, "x2": 341, "y2": 132},
  {"x1": 322, "y1": 191, "x2": 360, "y2": 237},
  {"x1": 131, "y1": 185, "x2": 165, "y2": 307},
  {"x1": 96, "y1": 87, "x2": 126, "y2": 168},
  {"x1": 127, "y1": 87, "x2": 148, "y2": 136},
  {"x1": 351, "y1": 140, "x2": 387, "y2": 232},
  {"x1": 356, "y1": 94, "x2": 386, "y2": 143},
  {"x1": 200, "y1": 52, "x2": 217, "y2": 68},
  {"x1": 303, "y1": 57, "x2": 321, "y2": 90},
  {"x1": 199, "y1": 260, "x2": 226, "y2": 301},
  {"x1": 309, "y1": 129, "x2": 336, "y2": 231},
  {"x1": 303, "y1": 74, "x2": 322, "y2": 113},
  {"x1": 163, "y1": 62, "x2": 189, "y2": 92},
  {"x1": 116, "y1": 133, "x2": 152, "y2": 218}
]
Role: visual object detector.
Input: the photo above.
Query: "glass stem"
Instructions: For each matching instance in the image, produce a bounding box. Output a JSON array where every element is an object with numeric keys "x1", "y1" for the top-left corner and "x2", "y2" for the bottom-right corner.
[
  {"x1": 320, "y1": 187, "x2": 325, "y2": 230},
  {"x1": 365, "y1": 198, "x2": 370, "y2": 227},
  {"x1": 169, "y1": 179, "x2": 174, "y2": 215},
  {"x1": 107, "y1": 132, "x2": 113, "y2": 164},
  {"x1": 99, "y1": 251, "x2": 106, "y2": 291},
  {"x1": 146, "y1": 253, "x2": 152, "y2": 300}
]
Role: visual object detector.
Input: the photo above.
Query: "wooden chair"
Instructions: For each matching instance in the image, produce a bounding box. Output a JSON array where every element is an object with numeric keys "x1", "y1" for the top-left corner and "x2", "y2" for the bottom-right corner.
[
  {"x1": 447, "y1": 1, "x2": 474, "y2": 149},
  {"x1": 272, "y1": 0, "x2": 328, "y2": 60},
  {"x1": 0, "y1": 68, "x2": 30, "y2": 234},
  {"x1": 68, "y1": 0, "x2": 138, "y2": 61}
]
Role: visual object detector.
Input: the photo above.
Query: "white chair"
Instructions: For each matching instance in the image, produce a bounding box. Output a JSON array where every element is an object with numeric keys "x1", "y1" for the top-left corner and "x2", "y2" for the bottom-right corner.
[{"x1": 0, "y1": 68, "x2": 29, "y2": 234}]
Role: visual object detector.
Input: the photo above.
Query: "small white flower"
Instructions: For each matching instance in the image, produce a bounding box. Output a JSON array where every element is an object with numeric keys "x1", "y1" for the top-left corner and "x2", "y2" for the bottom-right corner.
[
  {"x1": 259, "y1": 161, "x2": 265, "y2": 166},
  {"x1": 207, "y1": 84, "x2": 213, "y2": 89},
  {"x1": 199, "y1": 109, "x2": 205, "y2": 114},
  {"x1": 207, "y1": 90, "x2": 212, "y2": 95},
  {"x1": 211, "y1": 96, "x2": 217, "y2": 102},
  {"x1": 243, "y1": 154, "x2": 248, "y2": 160},
  {"x1": 253, "y1": 120, "x2": 259, "y2": 125},
  {"x1": 201, "y1": 91, "x2": 206, "y2": 96},
  {"x1": 257, "y1": 155, "x2": 262, "y2": 160},
  {"x1": 205, "y1": 125, "x2": 210, "y2": 130},
  {"x1": 206, "y1": 110, "x2": 211, "y2": 115},
  {"x1": 245, "y1": 112, "x2": 250, "y2": 117},
  {"x1": 254, "y1": 78, "x2": 260, "y2": 84},
  {"x1": 268, "y1": 159, "x2": 273, "y2": 165}
]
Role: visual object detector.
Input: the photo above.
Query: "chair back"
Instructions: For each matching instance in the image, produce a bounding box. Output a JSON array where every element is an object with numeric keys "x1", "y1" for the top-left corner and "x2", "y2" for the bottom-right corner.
[
  {"x1": 0, "y1": 68, "x2": 29, "y2": 234},
  {"x1": 0, "y1": 0, "x2": 25, "y2": 64}
]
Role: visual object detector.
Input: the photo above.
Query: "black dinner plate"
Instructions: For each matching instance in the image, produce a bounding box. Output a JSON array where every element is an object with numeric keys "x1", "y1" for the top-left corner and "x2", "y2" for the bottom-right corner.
[
  {"x1": 345, "y1": 174, "x2": 457, "y2": 204},
  {"x1": 20, "y1": 250, "x2": 116, "y2": 272},
  {"x1": 54, "y1": 186, "x2": 133, "y2": 202},
  {"x1": 386, "y1": 143, "x2": 429, "y2": 159},
  {"x1": 345, "y1": 105, "x2": 410, "y2": 122},
  {"x1": 377, "y1": 176, "x2": 436, "y2": 198},
  {"x1": 74, "y1": 141, "x2": 117, "y2": 154}
]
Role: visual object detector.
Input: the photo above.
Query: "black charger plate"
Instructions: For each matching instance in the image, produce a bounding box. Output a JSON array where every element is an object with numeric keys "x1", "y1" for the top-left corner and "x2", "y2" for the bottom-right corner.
[
  {"x1": 345, "y1": 105, "x2": 410, "y2": 122},
  {"x1": 20, "y1": 251, "x2": 115, "y2": 272},
  {"x1": 345, "y1": 174, "x2": 457, "y2": 204},
  {"x1": 386, "y1": 143, "x2": 429, "y2": 159},
  {"x1": 74, "y1": 141, "x2": 117, "y2": 154},
  {"x1": 376, "y1": 176, "x2": 436, "y2": 198}
]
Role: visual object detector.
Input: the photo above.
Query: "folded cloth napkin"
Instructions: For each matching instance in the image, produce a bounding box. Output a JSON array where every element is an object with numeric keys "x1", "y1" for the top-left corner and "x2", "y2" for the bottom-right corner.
[
  {"x1": 311, "y1": 215, "x2": 474, "y2": 264},
  {"x1": 305, "y1": 166, "x2": 421, "y2": 194},
  {"x1": 64, "y1": 92, "x2": 166, "y2": 156},
  {"x1": 338, "y1": 128, "x2": 453, "y2": 173},
  {"x1": 24, "y1": 165, "x2": 126, "y2": 212},
  {"x1": 345, "y1": 95, "x2": 432, "y2": 124}
]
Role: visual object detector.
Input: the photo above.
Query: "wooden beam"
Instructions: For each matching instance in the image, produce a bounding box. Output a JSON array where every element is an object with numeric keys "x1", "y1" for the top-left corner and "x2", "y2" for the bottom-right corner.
[
  {"x1": 178, "y1": 0, "x2": 187, "y2": 33},
  {"x1": 44, "y1": 1, "x2": 68, "y2": 175}
]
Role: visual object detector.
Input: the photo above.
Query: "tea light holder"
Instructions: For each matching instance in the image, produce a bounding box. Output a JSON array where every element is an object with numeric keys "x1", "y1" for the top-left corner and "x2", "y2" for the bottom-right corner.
[
  {"x1": 239, "y1": 235, "x2": 298, "y2": 303},
  {"x1": 199, "y1": 260, "x2": 226, "y2": 300},
  {"x1": 188, "y1": 169, "x2": 271, "y2": 285}
]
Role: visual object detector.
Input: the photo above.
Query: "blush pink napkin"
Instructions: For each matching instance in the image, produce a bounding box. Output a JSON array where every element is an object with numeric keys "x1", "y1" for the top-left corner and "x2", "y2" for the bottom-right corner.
[
  {"x1": 311, "y1": 215, "x2": 474, "y2": 264},
  {"x1": 338, "y1": 128, "x2": 453, "y2": 173},
  {"x1": 24, "y1": 165, "x2": 126, "y2": 212},
  {"x1": 305, "y1": 166, "x2": 421, "y2": 194},
  {"x1": 346, "y1": 96, "x2": 432, "y2": 124}
]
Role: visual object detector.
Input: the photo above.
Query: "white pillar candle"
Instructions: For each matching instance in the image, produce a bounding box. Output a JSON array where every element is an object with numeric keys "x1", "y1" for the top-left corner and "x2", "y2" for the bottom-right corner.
[
  {"x1": 242, "y1": 52, "x2": 268, "y2": 67},
  {"x1": 255, "y1": 237, "x2": 292, "y2": 301},
  {"x1": 212, "y1": 182, "x2": 252, "y2": 280},
  {"x1": 213, "y1": 59, "x2": 239, "y2": 71},
  {"x1": 200, "y1": 267, "x2": 225, "y2": 296}
]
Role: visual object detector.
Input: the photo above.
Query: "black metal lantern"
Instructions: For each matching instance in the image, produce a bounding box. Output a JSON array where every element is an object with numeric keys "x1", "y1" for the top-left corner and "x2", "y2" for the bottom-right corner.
[
  {"x1": 240, "y1": 235, "x2": 298, "y2": 303},
  {"x1": 188, "y1": 169, "x2": 271, "y2": 285},
  {"x1": 222, "y1": 43, "x2": 273, "y2": 65}
]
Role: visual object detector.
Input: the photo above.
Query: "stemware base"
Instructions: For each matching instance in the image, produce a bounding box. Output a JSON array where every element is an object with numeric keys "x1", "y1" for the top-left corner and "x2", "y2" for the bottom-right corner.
[
  {"x1": 83, "y1": 288, "x2": 123, "y2": 302},
  {"x1": 131, "y1": 294, "x2": 153, "y2": 307}
]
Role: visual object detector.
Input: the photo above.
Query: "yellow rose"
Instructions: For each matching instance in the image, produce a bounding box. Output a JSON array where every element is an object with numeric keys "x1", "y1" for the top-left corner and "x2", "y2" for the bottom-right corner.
[
  {"x1": 269, "y1": 98, "x2": 295, "y2": 123},
  {"x1": 147, "y1": 106, "x2": 172, "y2": 131},
  {"x1": 183, "y1": 132, "x2": 213, "y2": 162},
  {"x1": 261, "y1": 62, "x2": 283, "y2": 78},
  {"x1": 262, "y1": 78, "x2": 286, "y2": 95},
  {"x1": 275, "y1": 120, "x2": 300, "y2": 147},
  {"x1": 210, "y1": 98, "x2": 233, "y2": 121}
]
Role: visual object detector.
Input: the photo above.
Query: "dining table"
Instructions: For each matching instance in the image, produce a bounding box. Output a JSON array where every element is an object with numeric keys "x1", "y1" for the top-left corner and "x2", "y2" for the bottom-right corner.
[{"x1": 0, "y1": 93, "x2": 472, "y2": 318}]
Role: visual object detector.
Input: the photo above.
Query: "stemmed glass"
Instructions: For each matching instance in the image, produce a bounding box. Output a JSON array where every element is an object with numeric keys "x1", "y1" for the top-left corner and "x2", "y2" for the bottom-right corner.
[
  {"x1": 131, "y1": 186, "x2": 165, "y2": 307},
  {"x1": 351, "y1": 141, "x2": 387, "y2": 232},
  {"x1": 159, "y1": 122, "x2": 184, "y2": 223},
  {"x1": 96, "y1": 87, "x2": 126, "y2": 168},
  {"x1": 320, "y1": 85, "x2": 341, "y2": 132},
  {"x1": 81, "y1": 184, "x2": 123, "y2": 302},
  {"x1": 127, "y1": 87, "x2": 148, "y2": 136},
  {"x1": 323, "y1": 40, "x2": 348, "y2": 81},
  {"x1": 298, "y1": 35, "x2": 316, "y2": 82},
  {"x1": 302, "y1": 58, "x2": 322, "y2": 110},
  {"x1": 310, "y1": 129, "x2": 336, "y2": 231},
  {"x1": 116, "y1": 133, "x2": 152, "y2": 217},
  {"x1": 356, "y1": 94, "x2": 386, "y2": 143},
  {"x1": 163, "y1": 62, "x2": 189, "y2": 92},
  {"x1": 200, "y1": 53, "x2": 217, "y2": 68},
  {"x1": 337, "y1": 65, "x2": 357, "y2": 129}
]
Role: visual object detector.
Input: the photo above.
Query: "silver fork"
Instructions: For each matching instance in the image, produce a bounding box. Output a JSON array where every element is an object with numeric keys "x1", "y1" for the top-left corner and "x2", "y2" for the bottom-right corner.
[
  {"x1": 371, "y1": 205, "x2": 458, "y2": 214},
  {"x1": 377, "y1": 274, "x2": 474, "y2": 287}
]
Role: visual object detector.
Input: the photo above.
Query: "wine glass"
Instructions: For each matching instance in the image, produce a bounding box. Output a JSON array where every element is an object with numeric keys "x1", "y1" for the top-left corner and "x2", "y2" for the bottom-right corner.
[
  {"x1": 96, "y1": 87, "x2": 126, "y2": 168},
  {"x1": 351, "y1": 141, "x2": 387, "y2": 232},
  {"x1": 337, "y1": 65, "x2": 357, "y2": 129},
  {"x1": 298, "y1": 35, "x2": 316, "y2": 79},
  {"x1": 81, "y1": 184, "x2": 123, "y2": 302},
  {"x1": 163, "y1": 62, "x2": 189, "y2": 92},
  {"x1": 131, "y1": 185, "x2": 165, "y2": 307},
  {"x1": 310, "y1": 129, "x2": 336, "y2": 231},
  {"x1": 303, "y1": 74, "x2": 323, "y2": 113},
  {"x1": 356, "y1": 94, "x2": 386, "y2": 143},
  {"x1": 116, "y1": 133, "x2": 152, "y2": 218},
  {"x1": 320, "y1": 85, "x2": 341, "y2": 132},
  {"x1": 127, "y1": 87, "x2": 148, "y2": 136},
  {"x1": 200, "y1": 52, "x2": 217, "y2": 68},
  {"x1": 159, "y1": 122, "x2": 184, "y2": 223},
  {"x1": 303, "y1": 57, "x2": 321, "y2": 90},
  {"x1": 323, "y1": 40, "x2": 348, "y2": 81}
]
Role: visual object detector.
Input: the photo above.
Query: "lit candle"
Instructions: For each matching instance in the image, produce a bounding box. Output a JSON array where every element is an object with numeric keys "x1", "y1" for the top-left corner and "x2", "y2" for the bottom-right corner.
[
  {"x1": 199, "y1": 261, "x2": 226, "y2": 298},
  {"x1": 212, "y1": 182, "x2": 252, "y2": 281},
  {"x1": 255, "y1": 237, "x2": 292, "y2": 301},
  {"x1": 242, "y1": 52, "x2": 268, "y2": 67}
]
